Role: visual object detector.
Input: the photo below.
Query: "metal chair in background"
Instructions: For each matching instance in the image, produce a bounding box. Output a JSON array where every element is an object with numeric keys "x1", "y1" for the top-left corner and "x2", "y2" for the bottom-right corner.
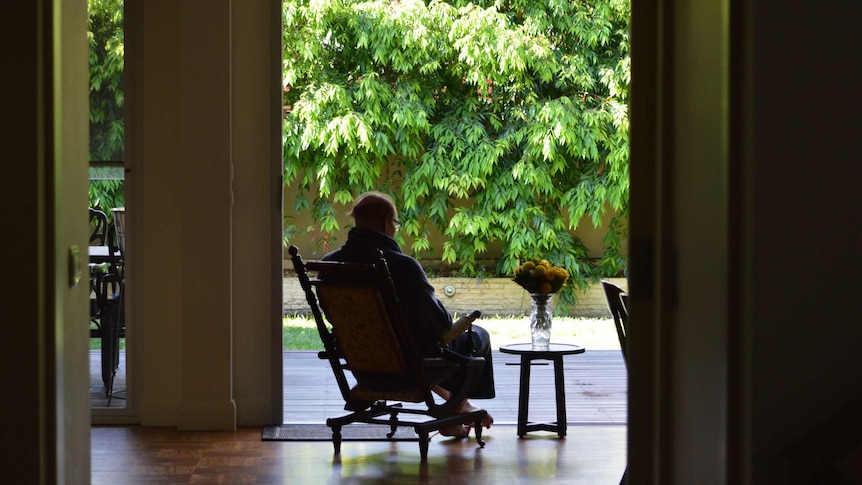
[
  {"x1": 88, "y1": 208, "x2": 109, "y2": 245},
  {"x1": 601, "y1": 280, "x2": 629, "y2": 484},
  {"x1": 601, "y1": 280, "x2": 628, "y2": 365},
  {"x1": 88, "y1": 207, "x2": 126, "y2": 405}
]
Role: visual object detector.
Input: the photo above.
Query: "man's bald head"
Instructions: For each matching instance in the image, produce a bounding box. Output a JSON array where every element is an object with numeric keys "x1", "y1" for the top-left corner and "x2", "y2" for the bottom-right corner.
[{"x1": 349, "y1": 191, "x2": 398, "y2": 235}]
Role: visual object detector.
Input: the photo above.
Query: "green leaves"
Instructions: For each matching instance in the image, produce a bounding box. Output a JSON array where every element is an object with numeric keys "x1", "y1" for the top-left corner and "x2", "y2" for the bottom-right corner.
[
  {"x1": 283, "y1": 0, "x2": 630, "y2": 310},
  {"x1": 88, "y1": 0, "x2": 125, "y2": 162},
  {"x1": 88, "y1": 0, "x2": 126, "y2": 213}
]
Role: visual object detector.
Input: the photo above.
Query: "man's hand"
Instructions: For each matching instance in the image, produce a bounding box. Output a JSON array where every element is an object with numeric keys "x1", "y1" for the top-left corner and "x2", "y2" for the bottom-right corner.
[{"x1": 441, "y1": 310, "x2": 481, "y2": 346}]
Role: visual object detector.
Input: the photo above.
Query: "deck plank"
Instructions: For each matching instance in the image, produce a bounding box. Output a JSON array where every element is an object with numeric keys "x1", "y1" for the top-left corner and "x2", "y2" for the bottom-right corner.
[
  {"x1": 92, "y1": 349, "x2": 628, "y2": 426},
  {"x1": 282, "y1": 349, "x2": 627, "y2": 425}
]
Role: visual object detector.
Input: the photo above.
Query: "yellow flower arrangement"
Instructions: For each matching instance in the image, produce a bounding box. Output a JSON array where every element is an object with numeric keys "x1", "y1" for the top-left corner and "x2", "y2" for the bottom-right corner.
[{"x1": 512, "y1": 258, "x2": 570, "y2": 294}]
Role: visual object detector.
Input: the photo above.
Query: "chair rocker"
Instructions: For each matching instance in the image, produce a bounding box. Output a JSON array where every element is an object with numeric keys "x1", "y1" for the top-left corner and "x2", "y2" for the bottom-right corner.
[{"x1": 289, "y1": 245, "x2": 488, "y2": 460}]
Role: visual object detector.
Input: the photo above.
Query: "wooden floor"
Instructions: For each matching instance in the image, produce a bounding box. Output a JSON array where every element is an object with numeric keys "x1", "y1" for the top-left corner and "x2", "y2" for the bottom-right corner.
[
  {"x1": 91, "y1": 350, "x2": 627, "y2": 483},
  {"x1": 90, "y1": 350, "x2": 126, "y2": 408},
  {"x1": 91, "y1": 424, "x2": 627, "y2": 484}
]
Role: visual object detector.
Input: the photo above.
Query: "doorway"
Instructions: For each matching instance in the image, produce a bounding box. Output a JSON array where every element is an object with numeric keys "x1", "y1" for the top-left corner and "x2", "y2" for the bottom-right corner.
[{"x1": 88, "y1": 0, "x2": 128, "y2": 412}]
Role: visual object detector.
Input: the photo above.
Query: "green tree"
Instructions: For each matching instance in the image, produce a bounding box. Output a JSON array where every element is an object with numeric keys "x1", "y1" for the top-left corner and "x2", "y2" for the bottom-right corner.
[
  {"x1": 285, "y1": 0, "x2": 630, "y2": 308},
  {"x1": 88, "y1": 0, "x2": 125, "y2": 211}
]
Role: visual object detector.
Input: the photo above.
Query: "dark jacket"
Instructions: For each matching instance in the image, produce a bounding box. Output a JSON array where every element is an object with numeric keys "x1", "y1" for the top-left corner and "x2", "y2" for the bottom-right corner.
[{"x1": 322, "y1": 227, "x2": 453, "y2": 356}]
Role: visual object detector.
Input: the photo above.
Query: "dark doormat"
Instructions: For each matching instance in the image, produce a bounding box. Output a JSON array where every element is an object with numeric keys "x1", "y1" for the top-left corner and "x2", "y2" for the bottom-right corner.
[{"x1": 262, "y1": 423, "x2": 421, "y2": 442}]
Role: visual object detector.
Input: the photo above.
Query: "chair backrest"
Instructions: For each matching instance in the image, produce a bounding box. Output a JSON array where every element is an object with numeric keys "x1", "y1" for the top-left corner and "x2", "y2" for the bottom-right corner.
[
  {"x1": 601, "y1": 280, "x2": 629, "y2": 365},
  {"x1": 317, "y1": 284, "x2": 410, "y2": 374},
  {"x1": 89, "y1": 208, "x2": 109, "y2": 245},
  {"x1": 111, "y1": 208, "x2": 126, "y2": 256},
  {"x1": 109, "y1": 208, "x2": 126, "y2": 275},
  {"x1": 289, "y1": 245, "x2": 436, "y2": 407}
]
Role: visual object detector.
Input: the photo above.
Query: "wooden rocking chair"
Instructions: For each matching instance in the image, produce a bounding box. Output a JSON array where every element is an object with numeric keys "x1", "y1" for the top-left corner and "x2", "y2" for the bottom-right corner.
[{"x1": 289, "y1": 245, "x2": 488, "y2": 460}]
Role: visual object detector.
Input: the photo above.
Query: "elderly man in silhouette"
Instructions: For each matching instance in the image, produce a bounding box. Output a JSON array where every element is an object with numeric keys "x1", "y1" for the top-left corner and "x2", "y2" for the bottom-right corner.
[{"x1": 322, "y1": 191, "x2": 495, "y2": 436}]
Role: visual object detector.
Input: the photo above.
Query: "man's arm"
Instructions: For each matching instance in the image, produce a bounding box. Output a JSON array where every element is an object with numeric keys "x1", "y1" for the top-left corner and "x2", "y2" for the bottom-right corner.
[{"x1": 387, "y1": 254, "x2": 453, "y2": 350}]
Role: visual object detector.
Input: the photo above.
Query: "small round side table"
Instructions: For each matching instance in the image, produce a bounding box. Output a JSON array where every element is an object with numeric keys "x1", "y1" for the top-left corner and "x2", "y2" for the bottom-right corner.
[{"x1": 499, "y1": 343, "x2": 586, "y2": 438}]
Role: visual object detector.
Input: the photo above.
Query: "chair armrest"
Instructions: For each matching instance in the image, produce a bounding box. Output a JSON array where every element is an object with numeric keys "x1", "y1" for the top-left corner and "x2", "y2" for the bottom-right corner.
[
  {"x1": 440, "y1": 310, "x2": 481, "y2": 346},
  {"x1": 423, "y1": 353, "x2": 485, "y2": 367}
]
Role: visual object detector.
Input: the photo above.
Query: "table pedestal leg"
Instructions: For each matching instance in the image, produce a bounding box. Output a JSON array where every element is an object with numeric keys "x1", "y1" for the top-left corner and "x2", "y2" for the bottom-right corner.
[
  {"x1": 553, "y1": 355, "x2": 567, "y2": 438},
  {"x1": 517, "y1": 355, "x2": 531, "y2": 437}
]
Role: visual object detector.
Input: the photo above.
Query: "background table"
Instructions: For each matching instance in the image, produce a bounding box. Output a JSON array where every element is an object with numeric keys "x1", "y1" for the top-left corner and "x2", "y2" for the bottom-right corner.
[
  {"x1": 499, "y1": 343, "x2": 586, "y2": 437},
  {"x1": 88, "y1": 245, "x2": 121, "y2": 264}
]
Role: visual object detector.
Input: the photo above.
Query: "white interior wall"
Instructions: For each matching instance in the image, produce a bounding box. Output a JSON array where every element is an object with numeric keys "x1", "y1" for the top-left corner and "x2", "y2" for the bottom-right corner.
[{"x1": 132, "y1": 0, "x2": 280, "y2": 429}]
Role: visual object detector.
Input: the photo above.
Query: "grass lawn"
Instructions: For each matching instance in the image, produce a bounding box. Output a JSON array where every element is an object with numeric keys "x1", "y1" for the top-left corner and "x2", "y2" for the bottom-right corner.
[
  {"x1": 89, "y1": 315, "x2": 621, "y2": 352},
  {"x1": 89, "y1": 323, "x2": 126, "y2": 350},
  {"x1": 283, "y1": 314, "x2": 621, "y2": 351}
]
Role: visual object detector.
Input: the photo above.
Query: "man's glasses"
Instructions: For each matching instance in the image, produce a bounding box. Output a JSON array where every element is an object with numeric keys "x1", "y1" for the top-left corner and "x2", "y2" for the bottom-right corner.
[{"x1": 392, "y1": 218, "x2": 402, "y2": 231}]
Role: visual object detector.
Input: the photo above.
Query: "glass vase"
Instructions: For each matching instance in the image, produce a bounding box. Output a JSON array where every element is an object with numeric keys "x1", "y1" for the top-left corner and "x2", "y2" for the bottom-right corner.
[{"x1": 529, "y1": 293, "x2": 553, "y2": 349}]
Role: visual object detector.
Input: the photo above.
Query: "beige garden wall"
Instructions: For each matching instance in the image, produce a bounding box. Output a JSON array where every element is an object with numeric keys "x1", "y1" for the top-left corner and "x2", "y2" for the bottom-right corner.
[{"x1": 283, "y1": 275, "x2": 627, "y2": 318}]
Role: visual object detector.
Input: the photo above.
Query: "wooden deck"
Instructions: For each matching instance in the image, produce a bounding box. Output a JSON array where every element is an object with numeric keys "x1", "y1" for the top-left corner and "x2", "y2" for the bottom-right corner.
[
  {"x1": 89, "y1": 350, "x2": 126, "y2": 408},
  {"x1": 92, "y1": 349, "x2": 628, "y2": 427},
  {"x1": 282, "y1": 349, "x2": 627, "y2": 425}
]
